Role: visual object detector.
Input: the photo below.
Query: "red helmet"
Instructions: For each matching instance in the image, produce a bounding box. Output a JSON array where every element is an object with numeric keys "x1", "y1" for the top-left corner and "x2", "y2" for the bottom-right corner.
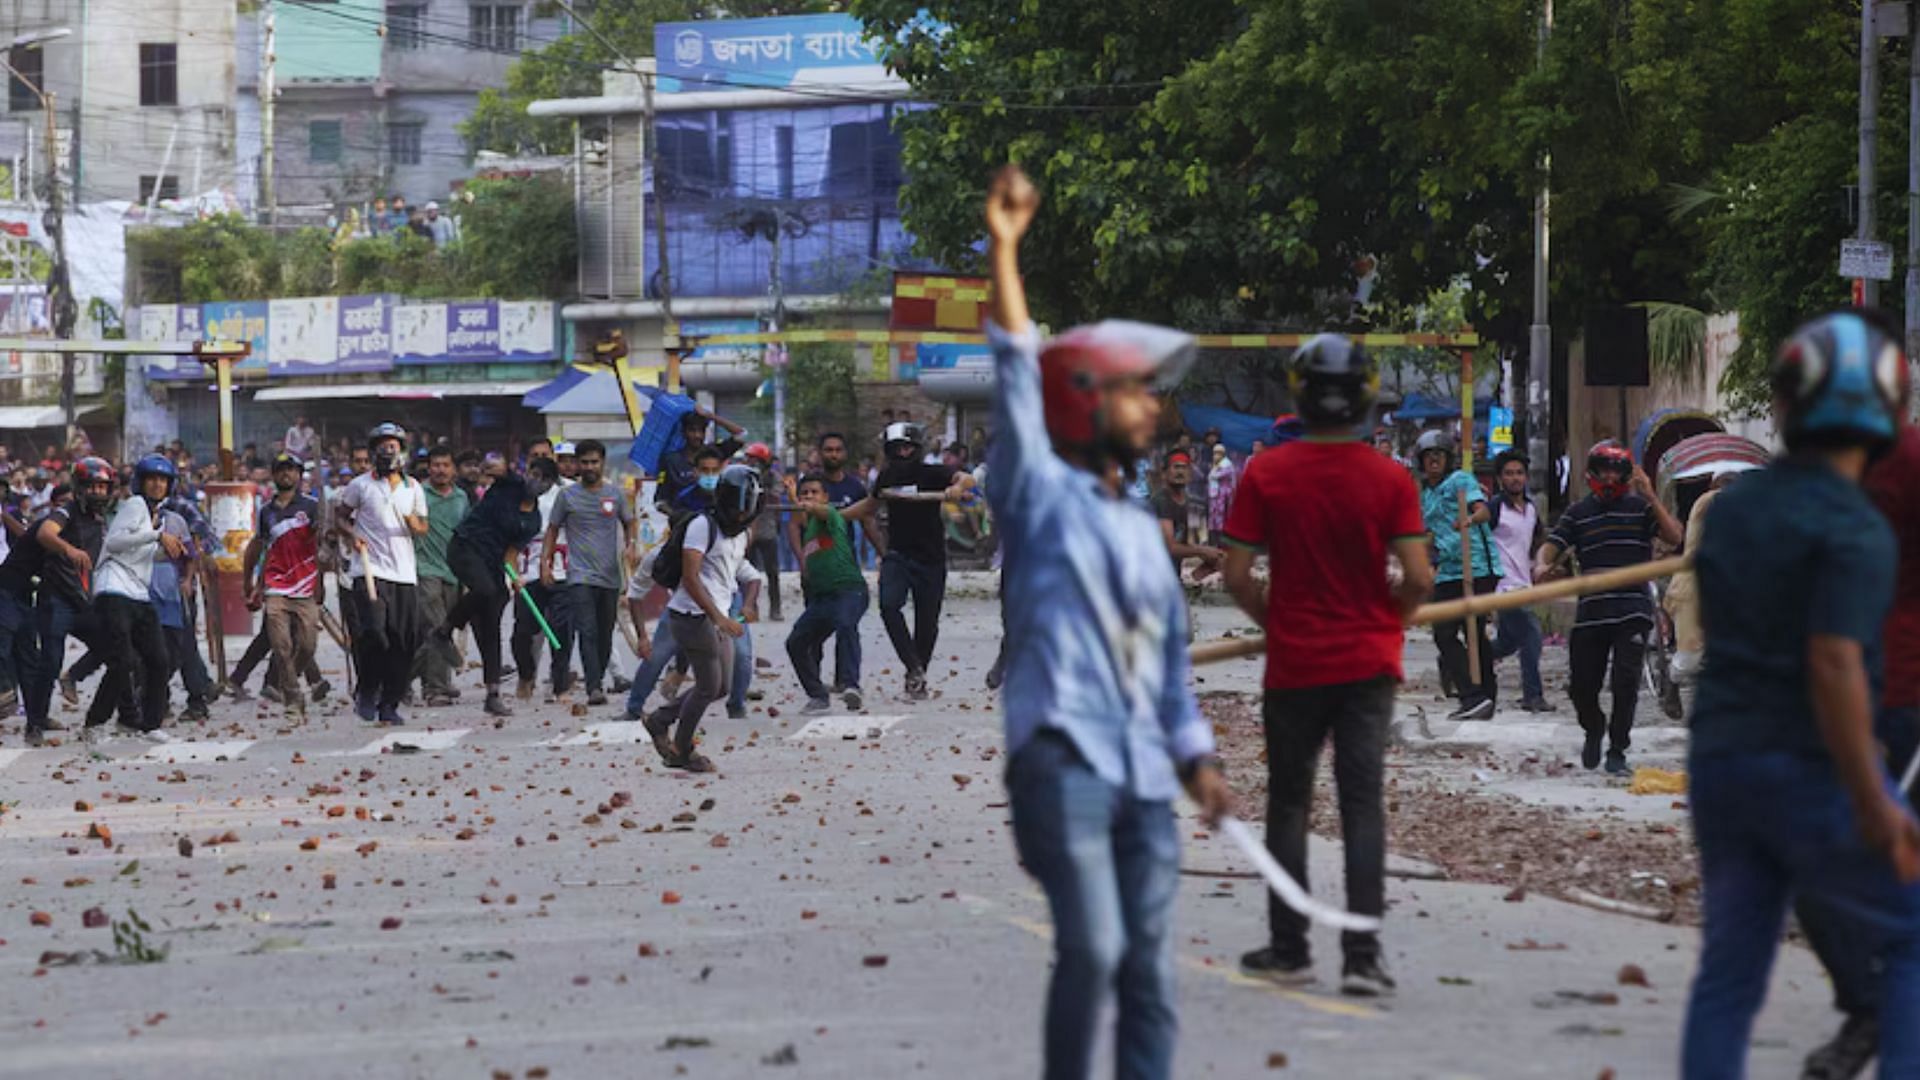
[
  {"x1": 72, "y1": 456, "x2": 115, "y2": 487},
  {"x1": 1585, "y1": 440, "x2": 1633, "y2": 500},
  {"x1": 743, "y1": 442, "x2": 772, "y2": 464},
  {"x1": 1039, "y1": 321, "x2": 1196, "y2": 450}
]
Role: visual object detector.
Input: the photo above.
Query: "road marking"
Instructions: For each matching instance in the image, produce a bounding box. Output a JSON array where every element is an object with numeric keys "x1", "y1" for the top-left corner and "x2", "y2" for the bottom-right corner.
[
  {"x1": 549, "y1": 722, "x2": 646, "y2": 747},
  {"x1": 788, "y1": 715, "x2": 906, "y2": 741},
  {"x1": 329, "y1": 728, "x2": 471, "y2": 757},
  {"x1": 142, "y1": 739, "x2": 255, "y2": 764},
  {"x1": 0, "y1": 747, "x2": 27, "y2": 771}
]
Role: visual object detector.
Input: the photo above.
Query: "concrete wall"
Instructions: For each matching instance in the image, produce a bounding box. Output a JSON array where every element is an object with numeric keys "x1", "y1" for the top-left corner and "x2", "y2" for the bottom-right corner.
[
  {"x1": 3, "y1": 0, "x2": 238, "y2": 202},
  {"x1": 270, "y1": 87, "x2": 385, "y2": 208},
  {"x1": 386, "y1": 90, "x2": 479, "y2": 204}
]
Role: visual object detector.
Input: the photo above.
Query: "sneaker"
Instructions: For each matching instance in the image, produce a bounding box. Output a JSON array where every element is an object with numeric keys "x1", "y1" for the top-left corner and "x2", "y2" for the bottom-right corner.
[
  {"x1": 802, "y1": 697, "x2": 832, "y2": 715},
  {"x1": 354, "y1": 697, "x2": 380, "y2": 725},
  {"x1": 483, "y1": 694, "x2": 512, "y2": 718},
  {"x1": 182, "y1": 703, "x2": 211, "y2": 724},
  {"x1": 1340, "y1": 956, "x2": 1397, "y2": 998},
  {"x1": 1604, "y1": 750, "x2": 1631, "y2": 777},
  {"x1": 516, "y1": 678, "x2": 535, "y2": 701},
  {"x1": 285, "y1": 699, "x2": 307, "y2": 723},
  {"x1": 24, "y1": 726, "x2": 45, "y2": 747},
  {"x1": 58, "y1": 674, "x2": 78, "y2": 705},
  {"x1": 116, "y1": 723, "x2": 171, "y2": 743},
  {"x1": 1240, "y1": 946, "x2": 1315, "y2": 987},
  {"x1": 378, "y1": 706, "x2": 406, "y2": 727},
  {"x1": 1582, "y1": 732, "x2": 1603, "y2": 770},
  {"x1": 586, "y1": 688, "x2": 608, "y2": 707},
  {"x1": 1447, "y1": 697, "x2": 1495, "y2": 722},
  {"x1": 905, "y1": 671, "x2": 930, "y2": 701},
  {"x1": 310, "y1": 679, "x2": 333, "y2": 703},
  {"x1": 610, "y1": 674, "x2": 632, "y2": 693},
  {"x1": 726, "y1": 704, "x2": 747, "y2": 720},
  {"x1": 1521, "y1": 697, "x2": 1553, "y2": 714},
  {"x1": 842, "y1": 688, "x2": 864, "y2": 712},
  {"x1": 81, "y1": 725, "x2": 112, "y2": 749},
  {"x1": 261, "y1": 685, "x2": 284, "y2": 705},
  {"x1": 225, "y1": 682, "x2": 253, "y2": 703},
  {"x1": 1803, "y1": 1014, "x2": 1878, "y2": 1080}
]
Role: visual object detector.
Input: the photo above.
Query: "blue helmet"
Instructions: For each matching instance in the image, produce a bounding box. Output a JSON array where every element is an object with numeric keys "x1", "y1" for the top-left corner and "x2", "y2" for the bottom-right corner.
[
  {"x1": 1773, "y1": 311, "x2": 1911, "y2": 452},
  {"x1": 134, "y1": 454, "x2": 177, "y2": 488}
]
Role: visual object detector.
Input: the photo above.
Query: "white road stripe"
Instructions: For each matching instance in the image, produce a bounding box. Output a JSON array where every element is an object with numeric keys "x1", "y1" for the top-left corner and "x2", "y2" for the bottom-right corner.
[
  {"x1": 142, "y1": 739, "x2": 255, "y2": 764},
  {"x1": 0, "y1": 747, "x2": 27, "y2": 771},
  {"x1": 329, "y1": 728, "x2": 471, "y2": 757},
  {"x1": 549, "y1": 722, "x2": 646, "y2": 747},
  {"x1": 788, "y1": 715, "x2": 905, "y2": 741}
]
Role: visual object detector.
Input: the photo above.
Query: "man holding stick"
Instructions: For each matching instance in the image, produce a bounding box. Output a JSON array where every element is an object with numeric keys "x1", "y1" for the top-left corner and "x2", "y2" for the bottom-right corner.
[
  {"x1": 983, "y1": 164, "x2": 1229, "y2": 1079},
  {"x1": 1222, "y1": 336, "x2": 1434, "y2": 996},
  {"x1": 1416, "y1": 430, "x2": 1501, "y2": 720},
  {"x1": 241, "y1": 452, "x2": 322, "y2": 724},
  {"x1": 437, "y1": 457, "x2": 554, "y2": 719},
  {"x1": 1534, "y1": 441, "x2": 1681, "y2": 774},
  {"x1": 336, "y1": 423, "x2": 428, "y2": 726}
]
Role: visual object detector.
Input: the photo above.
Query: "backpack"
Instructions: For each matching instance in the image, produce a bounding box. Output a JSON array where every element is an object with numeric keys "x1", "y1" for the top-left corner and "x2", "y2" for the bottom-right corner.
[{"x1": 647, "y1": 510, "x2": 716, "y2": 591}]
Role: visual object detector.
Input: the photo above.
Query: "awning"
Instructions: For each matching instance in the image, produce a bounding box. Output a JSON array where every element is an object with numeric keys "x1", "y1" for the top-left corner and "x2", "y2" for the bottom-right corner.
[
  {"x1": 254, "y1": 381, "x2": 546, "y2": 402},
  {"x1": 521, "y1": 366, "x2": 593, "y2": 409},
  {"x1": 0, "y1": 403, "x2": 104, "y2": 429},
  {"x1": 540, "y1": 370, "x2": 665, "y2": 415}
]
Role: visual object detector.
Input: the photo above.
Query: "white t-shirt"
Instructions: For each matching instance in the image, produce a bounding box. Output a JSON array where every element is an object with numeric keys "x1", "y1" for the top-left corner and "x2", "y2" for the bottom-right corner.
[
  {"x1": 340, "y1": 472, "x2": 426, "y2": 585},
  {"x1": 667, "y1": 515, "x2": 764, "y2": 617}
]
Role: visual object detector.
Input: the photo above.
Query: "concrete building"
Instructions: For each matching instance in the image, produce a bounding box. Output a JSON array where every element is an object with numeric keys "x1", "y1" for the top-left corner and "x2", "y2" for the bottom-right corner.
[{"x1": 1, "y1": 0, "x2": 238, "y2": 204}]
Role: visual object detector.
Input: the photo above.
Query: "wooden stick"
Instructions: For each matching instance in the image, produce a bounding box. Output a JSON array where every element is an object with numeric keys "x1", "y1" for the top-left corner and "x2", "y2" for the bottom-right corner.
[
  {"x1": 1457, "y1": 486, "x2": 1480, "y2": 687},
  {"x1": 1190, "y1": 556, "x2": 1689, "y2": 666}
]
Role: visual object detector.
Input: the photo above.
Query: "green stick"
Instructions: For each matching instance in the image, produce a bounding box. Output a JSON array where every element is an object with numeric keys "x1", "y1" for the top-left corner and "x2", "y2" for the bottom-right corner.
[{"x1": 503, "y1": 563, "x2": 561, "y2": 651}]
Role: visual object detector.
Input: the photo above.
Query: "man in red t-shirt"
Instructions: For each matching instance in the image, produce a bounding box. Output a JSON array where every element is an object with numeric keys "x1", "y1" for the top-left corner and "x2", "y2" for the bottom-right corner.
[{"x1": 1221, "y1": 335, "x2": 1434, "y2": 998}]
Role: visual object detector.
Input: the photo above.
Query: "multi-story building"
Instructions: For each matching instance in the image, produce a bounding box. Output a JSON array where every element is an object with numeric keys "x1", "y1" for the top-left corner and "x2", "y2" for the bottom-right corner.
[{"x1": 1, "y1": 0, "x2": 238, "y2": 205}]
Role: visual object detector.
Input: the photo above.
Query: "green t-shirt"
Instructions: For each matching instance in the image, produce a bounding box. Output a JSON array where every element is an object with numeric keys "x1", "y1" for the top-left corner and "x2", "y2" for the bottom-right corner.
[
  {"x1": 416, "y1": 484, "x2": 469, "y2": 583},
  {"x1": 801, "y1": 507, "x2": 865, "y2": 598}
]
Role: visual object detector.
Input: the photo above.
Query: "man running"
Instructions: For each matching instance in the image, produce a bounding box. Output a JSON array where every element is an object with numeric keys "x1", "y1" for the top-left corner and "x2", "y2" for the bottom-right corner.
[
  {"x1": 784, "y1": 474, "x2": 876, "y2": 713},
  {"x1": 336, "y1": 422, "x2": 428, "y2": 726},
  {"x1": 1534, "y1": 441, "x2": 1682, "y2": 774},
  {"x1": 1682, "y1": 310, "x2": 1920, "y2": 1077},
  {"x1": 242, "y1": 452, "x2": 323, "y2": 724},
  {"x1": 984, "y1": 165, "x2": 1229, "y2": 1080},
  {"x1": 1415, "y1": 430, "x2": 1501, "y2": 720},
  {"x1": 875, "y1": 421, "x2": 974, "y2": 700},
  {"x1": 514, "y1": 441, "x2": 571, "y2": 699},
  {"x1": 1223, "y1": 335, "x2": 1434, "y2": 996},
  {"x1": 89, "y1": 455, "x2": 184, "y2": 742},
  {"x1": 440, "y1": 457, "x2": 554, "y2": 718},
  {"x1": 26, "y1": 462, "x2": 108, "y2": 742},
  {"x1": 540, "y1": 439, "x2": 634, "y2": 706},
  {"x1": 410, "y1": 446, "x2": 469, "y2": 706},
  {"x1": 1488, "y1": 450, "x2": 1551, "y2": 713}
]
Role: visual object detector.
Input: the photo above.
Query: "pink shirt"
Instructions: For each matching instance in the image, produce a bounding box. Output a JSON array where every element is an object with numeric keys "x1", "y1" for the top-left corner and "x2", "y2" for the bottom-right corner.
[{"x1": 1491, "y1": 497, "x2": 1537, "y2": 594}]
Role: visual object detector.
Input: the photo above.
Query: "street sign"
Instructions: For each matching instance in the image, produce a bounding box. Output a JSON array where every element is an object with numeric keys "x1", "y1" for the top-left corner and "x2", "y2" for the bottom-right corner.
[
  {"x1": 1489, "y1": 406, "x2": 1514, "y2": 453},
  {"x1": 1840, "y1": 239, "x2": 1896, "y2": 281}
]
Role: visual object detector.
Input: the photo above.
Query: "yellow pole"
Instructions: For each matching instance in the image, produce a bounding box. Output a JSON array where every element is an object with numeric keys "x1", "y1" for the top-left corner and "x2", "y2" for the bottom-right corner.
[{"x1": 216, "y1": 354, "x2": 235, "y2": 480}]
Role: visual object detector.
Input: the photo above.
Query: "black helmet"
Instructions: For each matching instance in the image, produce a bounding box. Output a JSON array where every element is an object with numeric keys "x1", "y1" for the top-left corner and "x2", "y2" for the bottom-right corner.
[
  {"x1": 712, "y1": 463, "x2": 762, "y2": 535},
  {"x1": 882, "y1": 421, "x2": 925, "y2": 456},
  {"x1": 1287, "y1": 334, "x2": 1378, "y2": 425}
]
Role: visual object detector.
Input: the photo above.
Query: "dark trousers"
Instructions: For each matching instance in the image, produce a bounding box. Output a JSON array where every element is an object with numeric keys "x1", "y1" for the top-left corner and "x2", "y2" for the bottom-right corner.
[
  {"x1": 786, "y1": 588, "x2": 868, "y2": 699},
  {"x1": 29, "y1": 593, "x2": 98, "y2": 729},
  {"x1": 555, "y1": 584, "x2": 619, "y2": 693},
  {"x1": 0, "y1": 586, "x2": 38, "y2": 700},
  {"x1": 749, "y1": 537, "x2": 782, "y2": 618},
  {"x1": 444, "y1": 537, "x2": 510, "y2": 688},
  {"x1": 1569, "y1": 619, "x2": 1647, "y2": 752},
  {"x1": 93, "y1": 594, "x2": 168, "y2": 731},
  {"x1": 1262, "y1": 677, "x2": 1395, "y2": 961},
  {"x1": 165, "y1": 623, "x2": 212, "y2": 708},
  {"x1": 511, "y1": 580, "x2": 569, "y2": 688},
  {"x1": 350, "y1": 577, "x2": 420, "y2": 710},
  {"x1": 1430, "y1": 576, "x2": 1498, "y2": 707},
  {"x1": 666, "y1": 609, "x2": 732, "y2": 755},
  {"x1": 878, "y1": 552, "x2": 946, "y2": 674}
]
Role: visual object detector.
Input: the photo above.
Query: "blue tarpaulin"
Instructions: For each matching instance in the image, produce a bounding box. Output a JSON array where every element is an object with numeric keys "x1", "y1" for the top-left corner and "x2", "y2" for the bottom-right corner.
[
  {"x1": 1392, "y1": 392, "x2": 1495, "y2": 422},
  {"x1": 522, "y1": 366, "x2": 592, "y2": 410},
  {"x1": 1178, "y1": 404, "x2": 1280, "y2": 454}
]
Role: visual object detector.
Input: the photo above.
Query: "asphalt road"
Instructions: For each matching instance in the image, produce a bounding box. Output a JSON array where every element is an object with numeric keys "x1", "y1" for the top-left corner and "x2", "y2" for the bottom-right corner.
[{"x1": 0, "y1": 584, "x2": 1841, "y2": 1079}]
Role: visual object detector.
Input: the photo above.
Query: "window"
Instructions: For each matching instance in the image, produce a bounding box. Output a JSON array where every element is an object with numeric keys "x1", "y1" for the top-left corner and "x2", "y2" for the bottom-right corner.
[
  {"x1": 308, "y1": 120, "x2": 342, "y2": 164},
  {"x1": 775, "y1": 125, "x2": 794, "y2": 200},
  {"x1": 387, "y1": 122, "x2": 423, "y2": 167},
  {"x1": 7, "y1": 47, "x2": 41, "y2": 112},
  {"x1": 138, "y1": 175, "x2": 179, "y2": 202},
  {"x1": 826, "y1": 115, "x2": 902, "y2": 199},
  {"x1": 138, "y1": 43, "x2": 177, "y2": 107},
  {"x1": 469, "y1": 5, "x2": 520, "y2": 53},
  {"x1": 386, "y1": 4, "x2": 427, "y2": 50}
]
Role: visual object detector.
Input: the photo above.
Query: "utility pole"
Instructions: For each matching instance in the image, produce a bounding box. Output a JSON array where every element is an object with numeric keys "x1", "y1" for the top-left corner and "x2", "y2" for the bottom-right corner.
[
  {"x1": 768, "y1": 213, "x2": 788, "y2": 460},
  {"x1": 641, "y1": 60, "x2": 678, "y2": 390},
  {"x1": 1908, "y1": 1, "x2": 1920, "y2": 376},
  {"x1": 1862, "y1": 0, "x2": 1882, "y2": 307},
  {"x1": 1526, "y1": 0, "x2": 1552, "y2": 498},
  {"x1": 43, "y1": 89, "x2": 77, "y2": 445},
  {"x1": 261, "y1": 0, "x2": 277, "y2": 224}
]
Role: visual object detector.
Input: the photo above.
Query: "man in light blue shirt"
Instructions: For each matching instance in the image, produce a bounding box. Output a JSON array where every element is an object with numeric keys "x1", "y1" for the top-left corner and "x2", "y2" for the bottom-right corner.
[{"x1": 984, "y1": 165, "x2": 1230, "y2": 1080}]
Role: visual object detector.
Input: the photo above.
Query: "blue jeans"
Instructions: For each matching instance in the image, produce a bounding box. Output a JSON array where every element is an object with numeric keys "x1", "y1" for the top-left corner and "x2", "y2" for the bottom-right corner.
[
  {"x1": 1490, "y1": 607, "x2": 1544, "y2": 702},
  {"x1": 1008, "y1": 730, "x2": 1180, "y2": 1080},
  {"x1": 625, "y1": 607, "x2": 753, "y2": 717},
  {"x1": 0, "y1": 586, "x2": 40, "y2": 701},
  {"x1": 785, "y1": 589, "x2": 868, "y2": 700},
  {"x1": 1682, "y1": 751, "x2": 1920, "y2": 1078}
]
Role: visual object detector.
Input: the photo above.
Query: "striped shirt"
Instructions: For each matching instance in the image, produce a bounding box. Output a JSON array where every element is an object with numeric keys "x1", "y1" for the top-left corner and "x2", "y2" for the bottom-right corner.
[{"x1": 1548, "y1": 494, "x2": 1658, "y2": 627}]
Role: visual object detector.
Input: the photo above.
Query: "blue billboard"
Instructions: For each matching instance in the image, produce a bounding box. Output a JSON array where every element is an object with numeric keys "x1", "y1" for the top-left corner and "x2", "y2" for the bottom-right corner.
[{"x1": 656, "y1": 14, "x2": 891, "y2": 92}]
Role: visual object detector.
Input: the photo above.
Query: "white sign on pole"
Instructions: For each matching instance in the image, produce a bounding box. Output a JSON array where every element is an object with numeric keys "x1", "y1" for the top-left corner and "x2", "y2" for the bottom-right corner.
[{"x1": 1840, "y1": 239, "x2": 1896, "y2": 281}]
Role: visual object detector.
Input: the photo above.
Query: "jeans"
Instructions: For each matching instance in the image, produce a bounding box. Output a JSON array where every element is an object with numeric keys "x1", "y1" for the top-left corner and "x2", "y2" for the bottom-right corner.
[
  {"x1": 559, "y1": 584, "x2": 619, "y2": 693},
  {"x1": 263, "y1": 595, "x2": 318, "y2": 704},
  {"x1": 786, "y1": 589, "x2": 868, "y2": 700},
  {"x1": 350, "y1": 577, "x2": 420, "y2": 712},
  {"x1": 1682, "y1": 751, "x2": 1920, "y2": 1078},
  {"x1": 29, "y1": 593, "x2": 98, "y2": 729},
  {"x1": 444, "y1": 538, "x2": 509, "y2": 688},
  {"x1": 1008, "y1": 730, "x2": 1180, "y2": 1080},
  {"x1": 409, "y1": 575, "x2": 462, "y2": 696},
  {"x1": 1431, "y1": 576, "x2": 1498, "y2": 707},
  {"x1": 511, "y1": 580, "x2": 569, "y2": 689},
  {"x1": 0, "y1": 586, "x2": 39, "y2": 701},
  {"x1": 1570, "y1": 619, "x2": 1648, "y2": 752},
  {"x1": 1262, "y1": 677, "x2": 1393, "y2": 961},
  {"x1": 1490, "y1": 606, "x2": 1544, "y2": 702},
  {"x1": 879, "y1": 552, "x2": 946, "y2": 675},
  {"x1": 666, "y1": 610, "x2": 733, "y2": 756},
  {"x1": 93, "y1": 594, "x2": 168, "y2": 731}
]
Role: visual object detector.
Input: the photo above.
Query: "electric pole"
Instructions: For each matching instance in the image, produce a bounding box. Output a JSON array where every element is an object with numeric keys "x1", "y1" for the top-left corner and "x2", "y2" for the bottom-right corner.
[
  {"x1": 1527, "y1": 0, "x2": 1552, "y2": 499},
  {"x1": 43, "y1": 89, "x2": 77, "y2": 445},
  {"x1": 1862, "y1": 0, "x2": 1882, "y2": 307},
  {"x1": 261, "y1": 0, "x2": 277, "y2": 224}
]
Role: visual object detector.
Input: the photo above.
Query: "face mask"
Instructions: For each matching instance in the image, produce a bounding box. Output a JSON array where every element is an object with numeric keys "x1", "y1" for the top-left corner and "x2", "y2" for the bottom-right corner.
[
  {"x1": 527, "y1": 475, "x2": 552, "y2": 499},
  {"x1": 697, "y1": 474, "x2": 720, "y2": 492},
  {"x1": 374, "y1": 451, "x2": 400, "y2": 476}
]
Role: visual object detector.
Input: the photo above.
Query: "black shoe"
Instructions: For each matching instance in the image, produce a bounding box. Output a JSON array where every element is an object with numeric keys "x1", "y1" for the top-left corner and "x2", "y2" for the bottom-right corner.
[
  {"x1": 1340, "y1": 955, "x2": 1396, "y2": 998},
  {"x1": 1521, "y1": 696, "x2": 1553, "y2": 713},
  {"x1": 905, "y1": 671, "x2": 929, "y2": 701},
  {"x1": 1582, "y1": 732, "x2": 1603, "y2": 770},
  {"x1": 726, "y1": 704, "x2": 747, "y2": 720},
  {"x1": 226, "y1": 682, "x2": 253, "y2": 703},
  {"x1": 1447, "y1": 697, "x2": 1494, "y2": 722},
  {"x1": 378, "y1": 706, "x2": 406, "y2": 727},
  {"x1": 24, "y1": 726, "x2": 45, "y2": 747},
  {"x1": 1239, "y1": 946, "x2": 1314, "y2": 986},
  {"x1": 586, "y1": 688, "x2": 608, "y2": 707},
  {"x1": 610, "y1": 674, "x2": 632, "y2": 693},
  {"x1": 1604, "y1": 750, "x2": 1631, "y2": 776},
  {"x1": 1803, "y1": 1013, "x2": 1878, "y2": 1080},
  {"x1": 310, "y1": 679, "x2": 332, "y2": 703},
  {"x1": 483, "y1": 694, "x2": 512, "y2": 718}
]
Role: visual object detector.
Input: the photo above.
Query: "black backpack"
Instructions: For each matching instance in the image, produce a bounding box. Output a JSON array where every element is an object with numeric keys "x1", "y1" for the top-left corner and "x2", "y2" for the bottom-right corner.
[{"x1": 648, "y1": 510, "x2": 716, "y2": 591}]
